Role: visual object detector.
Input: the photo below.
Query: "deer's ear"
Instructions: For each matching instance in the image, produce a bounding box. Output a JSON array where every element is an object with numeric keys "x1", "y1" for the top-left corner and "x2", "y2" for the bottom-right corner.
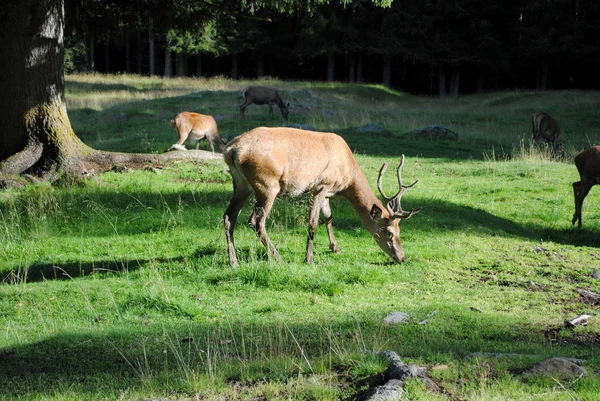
[{"x1": 370, "y1": 205, "x2": 383, "y2": 221}]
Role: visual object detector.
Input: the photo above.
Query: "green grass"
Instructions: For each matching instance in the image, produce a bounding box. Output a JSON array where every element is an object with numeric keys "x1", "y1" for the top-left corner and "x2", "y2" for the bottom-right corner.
[{"x1": 1, "y1": 73, "x2": 600, "y2": 400}]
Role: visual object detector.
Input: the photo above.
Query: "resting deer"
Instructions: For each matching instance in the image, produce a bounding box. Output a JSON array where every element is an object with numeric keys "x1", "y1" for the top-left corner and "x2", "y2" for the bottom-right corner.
[
  {"x1": 572, "y1": 146, "x2": 600, "y2": 228},
  {"x1": 240, "y1": 86, "x2": 290, "y2": 121},
  {"x1": 169, "y1": 112, "x2": 224, "y2": 153},
  {"x1": 223, "y1": 127, "x2": 421, "y2": 267},
  {"x1": 532, "y1": 112, "x2": 561, "y2": 158}
]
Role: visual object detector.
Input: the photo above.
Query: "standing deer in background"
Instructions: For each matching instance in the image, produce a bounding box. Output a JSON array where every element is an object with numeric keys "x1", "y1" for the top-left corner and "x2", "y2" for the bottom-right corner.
[
  {"x1": 223, "y1": 127, "x2": 421, "y2": 267},
  {"x1": 532, "y1": 112, "x2": 561, "y2": 158},
  {"x1": 572, "y1": 146, "x2": 600, "y2": 228},
  {"x1": 169, "y1": 112, "x2": 224, "y2": 153},
  {"x1": 240, "y1": 86, "x2": 290, "y2": 121}
]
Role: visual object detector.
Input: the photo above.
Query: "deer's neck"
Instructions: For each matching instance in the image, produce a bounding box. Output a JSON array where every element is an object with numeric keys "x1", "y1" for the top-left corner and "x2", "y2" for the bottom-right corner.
[
  {"x1": 342, "y1": 168, "x2": 387, "y2": 234},
  {"x1": 274, "y1": 96, "x2": 285, "y2": 108}
]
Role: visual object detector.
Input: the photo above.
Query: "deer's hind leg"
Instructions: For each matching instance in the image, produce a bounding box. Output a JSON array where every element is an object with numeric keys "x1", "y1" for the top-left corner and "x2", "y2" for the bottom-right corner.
[
  {"x1": 249, "y1": 184, "x2": 282, "y2": 262},
  {"x1": 240, "y1": 101, "x2": 250, "y2": 119},
  {"x1": 224, "y1": 173, "x2": 253, "y2": 267},
  {"x1": 572, "y1": 179, "x2": 592, "y2": 228}
]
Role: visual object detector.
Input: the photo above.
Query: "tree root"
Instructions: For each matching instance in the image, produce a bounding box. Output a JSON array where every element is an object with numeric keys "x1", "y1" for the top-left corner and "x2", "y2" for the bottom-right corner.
[
  {"x1": 0, "y1": 139, "x2": 43, "y2": 175},
  {"x1": 1, "y1": 146, "x2": 223, "y2": 186},
  {"x1": 81, "y1": 149, "x2": 223, "y2": 175}
]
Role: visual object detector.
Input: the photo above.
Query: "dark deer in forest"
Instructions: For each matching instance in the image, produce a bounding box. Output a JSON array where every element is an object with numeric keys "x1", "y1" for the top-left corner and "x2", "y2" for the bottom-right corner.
[
  {"x1": 239, "y1": 86, "x2": 289, "y2": 121},
  {"x1": 223, "y1": 127, "x2": 421, "y2": 267},
  {"x1": 532, "y1": 112, "x2": 561, "y2": 158},
  {"x1": 572, "y1": 146, "x2": 600, "y2": 228},
  {"x1": 168, "y1": 112, "x2": 224, "y2": 153}
]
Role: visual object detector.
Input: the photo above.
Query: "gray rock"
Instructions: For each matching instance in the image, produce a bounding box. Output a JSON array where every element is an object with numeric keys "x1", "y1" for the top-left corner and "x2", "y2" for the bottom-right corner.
[
  {"x1": 293, "y1": 89, "x2": 312, "y2": 98},
  {"x1": 357, "y1": 123, "x2": 385, "y2": 133},
  {"x1": 214, "y1": 114, "x2": 226, "y2": 121},
  {"x1": 379, "y1": 351, "x2": 439, "y2": 391},
  {"x1": 384, "y1": 312, "x2": 410, "y2": 325},
  {"x1": 283, "y1": 123, "x2": 317, "y2": 131},
  {"x1": 356, "y1": 379, "x2": 403, "y2": 401},
  {"x1": 523, "y1": 357, "x2": 588, "y2": 379},
  {"x1": 592, "y1": 269, "x2": 600, "y2": 279},
  {"x1": 417, "y1": 125, "x2": 459, "y2": 141}
]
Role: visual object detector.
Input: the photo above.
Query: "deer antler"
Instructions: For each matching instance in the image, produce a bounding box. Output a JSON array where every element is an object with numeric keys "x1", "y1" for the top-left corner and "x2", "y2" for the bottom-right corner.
[{"x1": 377, "y1": 154, "x2": 422, "y2": 219}]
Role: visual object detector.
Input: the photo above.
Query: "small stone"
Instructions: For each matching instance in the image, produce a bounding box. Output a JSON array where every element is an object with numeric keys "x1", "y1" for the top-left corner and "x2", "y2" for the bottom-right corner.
[
  {"x1": 356, "y1": 123, "x2": 385, "y2": 133},
  {"x1": 523, "y1": 357, "x2": 588, "y2": 379},
  {"x1": 384, "y1": 312, "x2": 410, "y2": 324},
  {"x1": 592, "y1": 269, "x2": 600, "y2": 279}
]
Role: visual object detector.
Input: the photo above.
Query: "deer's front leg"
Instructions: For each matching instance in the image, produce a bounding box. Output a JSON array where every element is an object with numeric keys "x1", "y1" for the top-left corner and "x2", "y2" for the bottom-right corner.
[
  {"x1": 320, "y1": 198, "x2": 340, "y2": 253},
  {"x1": 268, "y1": 103, "x2": 274, "y2": 120},
  {"x1": 305, "y1": 187, "x2": 329, "y2": 264}
]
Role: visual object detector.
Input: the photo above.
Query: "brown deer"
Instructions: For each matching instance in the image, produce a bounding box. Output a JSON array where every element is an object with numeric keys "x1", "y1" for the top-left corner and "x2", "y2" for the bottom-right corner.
[
  {"x1": 169, "y1": 112, "x2": 224, "y2": 153},
  {"x1": 239, "y1": 86, "x2": 290, "y2": 121},
  {"x1": 223, "y1": 127, "x2": 421, "y2": 267},
  {"x1": 572, "y1": 146, "x2": 600, "y2": 228},
  {"x1": 532, "y1": 112, "x2": 561, "y2": 158}
]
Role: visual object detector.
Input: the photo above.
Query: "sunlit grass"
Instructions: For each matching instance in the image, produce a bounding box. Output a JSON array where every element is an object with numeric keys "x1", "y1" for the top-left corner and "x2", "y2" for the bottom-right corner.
[{"x1": 1, "y1": 74, "x2": 600, "y2": 400}]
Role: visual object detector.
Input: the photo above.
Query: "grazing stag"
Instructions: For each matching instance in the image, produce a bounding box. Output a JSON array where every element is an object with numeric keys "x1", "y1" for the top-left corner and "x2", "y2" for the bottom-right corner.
[
  {"x1": 223, "y1": 127, "x2": 421, "y2": 267},
  {"x1": 572, "y1": 146, "x2": 600, "y2": 228},
  {"x1": 169, "y1": 112, "x2": 224, "y2": 153},
  {"x1": 240, "y1": 86, "x2": 290, "y2": 121},
  {"x1": 532, "y1": 112, "x2": 561, "y2": 158}
]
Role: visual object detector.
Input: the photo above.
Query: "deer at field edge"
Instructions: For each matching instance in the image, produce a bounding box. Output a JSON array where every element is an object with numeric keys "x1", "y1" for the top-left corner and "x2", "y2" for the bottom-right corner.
[
  {"x1": 223, "y1": 127, "x2": 421, "y2": 267},
  {"x1": 239, "y1": 86, "x2": 290, "y2": 121},
  {"x1": 572, "y1": 146, "x2": 600, "y2": 228},
  {"x1": 532, "y1": 112, "x2": 561, "y2": 159}
]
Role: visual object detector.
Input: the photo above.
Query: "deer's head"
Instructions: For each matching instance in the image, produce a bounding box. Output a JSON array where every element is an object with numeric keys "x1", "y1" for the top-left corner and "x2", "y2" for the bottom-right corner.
[{"x1": 370, "y1": 155, "x2": 421, "y2": 263}]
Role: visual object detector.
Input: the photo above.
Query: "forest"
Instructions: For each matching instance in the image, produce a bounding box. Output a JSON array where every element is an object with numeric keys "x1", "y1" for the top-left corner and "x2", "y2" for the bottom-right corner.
[{"x1": 66, "y1": 0, "x2": 600, "y2": 95}]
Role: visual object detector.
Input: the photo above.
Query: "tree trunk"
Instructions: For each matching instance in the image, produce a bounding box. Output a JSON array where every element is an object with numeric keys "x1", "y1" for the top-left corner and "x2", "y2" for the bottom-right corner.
[
  {"x1": 89, "y1": 37, "x2": 95, "y2": 72},
  {"x1": 176, "y1": 53, "x2": 186, "y2": 77},
  {"x1": 476, "y1": 70, "x2": 484, "y2": 93},
  {"x1": 148, "y1": 27, "x2": 155, "y2": 76},
  {"x1": 540, "y1": 60, "x2": 548, "y2": 90},
  {"x1": 450, "y1": 66, "x2": 460, "y2": 97},
  {"x1": 104, "y1": 36, "x2": 110, "y2": 73},
  {"x1": 136, "y1": 31, "x2": 143, "y2": 74},
  {"x1": 0, "y1": 0, "x2": 223, "y2": 181},
  {"x1": 327, "y1": 48, "x2": 335, "y2": 82},
  {"x1": 231, "y1": 54, "x2": 238, "y2": 79},
  {"x1": 257, "y1": 55, "x2": 264, "y2": 78},
  {"x1": 125, "y1": 31, "x2": 131, "y2": 73},
  {"x1": 196, "y1": 53, "x2": 203, "y2": 77},
  {"x1": 0, "y1": 0, "x2": 91, "y2": 175},
  {"x1": 164, "y1": 44, "x2": 172, "y2": 78},
  {"x1": 356, "y1": 52, "x2": 363, "y2": 83},
  {"x1": 382, "y1": 54, "x2": 392, "y2": 88},
  {"x1": 348, "y1": 51, "x2": 356, "y2": 83},
  {"x1": 438, "y1": 66, "x2": 447, "y2": 97}
]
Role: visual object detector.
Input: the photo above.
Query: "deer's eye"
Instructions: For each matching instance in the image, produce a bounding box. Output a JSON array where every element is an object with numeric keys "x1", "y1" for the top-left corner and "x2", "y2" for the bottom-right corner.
[{"x1": 388, "y1": 231, "x2": 395, "y2": 240}]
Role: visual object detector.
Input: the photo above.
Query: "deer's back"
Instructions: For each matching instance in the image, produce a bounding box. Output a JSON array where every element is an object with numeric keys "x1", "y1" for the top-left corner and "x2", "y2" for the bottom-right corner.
[
  {"x1": 173, "y1": 112, "x2": 218, "y2": 134},
  {"x1": 242, "y1": 86, "x2": 278, "y2": 104},
  {"x1": 225, "y1": 127, "x2": 356, "y2": 196},
  {"x1": 575, "y1": 146, "x2": 600, "y2": 179}
]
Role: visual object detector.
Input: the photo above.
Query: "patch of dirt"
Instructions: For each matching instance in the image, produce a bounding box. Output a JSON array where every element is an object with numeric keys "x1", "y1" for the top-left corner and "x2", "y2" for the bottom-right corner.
[{"x1": 544, "y1": 326, "x2": 600, "y2": 346}]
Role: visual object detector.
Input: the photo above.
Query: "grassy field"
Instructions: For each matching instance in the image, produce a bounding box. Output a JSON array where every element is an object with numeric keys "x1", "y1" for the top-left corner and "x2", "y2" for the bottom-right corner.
[{"x1": 1, "y1": 74, "x2": 600, "y2": 400}]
